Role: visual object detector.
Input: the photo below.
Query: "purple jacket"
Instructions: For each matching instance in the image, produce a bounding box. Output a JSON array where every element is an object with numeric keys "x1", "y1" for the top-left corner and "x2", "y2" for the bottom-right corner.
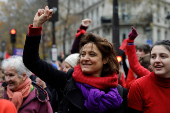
[{"x1": 4, "y1": 87, "x2": 53, "y2": 113}]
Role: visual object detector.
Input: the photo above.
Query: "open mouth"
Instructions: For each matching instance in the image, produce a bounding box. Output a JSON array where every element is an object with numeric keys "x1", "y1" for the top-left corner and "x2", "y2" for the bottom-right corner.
[
  {"x1": 7, "y1": 82, "x2": 14, "y2": 86},
  {"x1": 82, "y1": 64, "x2": 92, "y2": 67},
  {"x1": 154, "y1": 65, "x2": 163, "y2": 70}
]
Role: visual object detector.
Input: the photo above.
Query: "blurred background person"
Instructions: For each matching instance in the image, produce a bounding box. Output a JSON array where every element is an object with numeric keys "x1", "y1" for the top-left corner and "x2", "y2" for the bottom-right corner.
[{"x1": 62, "y1": 53, "x2": 79, "y2": 72}]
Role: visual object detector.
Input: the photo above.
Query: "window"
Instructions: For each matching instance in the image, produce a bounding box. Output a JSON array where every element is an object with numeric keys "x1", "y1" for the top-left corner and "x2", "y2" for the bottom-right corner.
[
  {"x1": 91, "y1": 10, "x2": 93, "y2": 27},
  {"x1": 96, "y1": 7, "x2": 99, "y2": 25},
  {"x1": 165, "y1": 7, "x2": 167, "y2": 24},
  {"x1": 102, "y1": 3, "x2": 105, "y2": 9},
  {"x1": 165, "y1": 31, "x2": 168, "y2": 39},
  {"x1": 157, "y1": 30, "x2": 160, "y2": 40},
  {"x1": 157, "y1": 6, "x2": 160, "y2": 22},
  {"x1": 97, "y1": 30, "x2": 99, "y2": 35}
]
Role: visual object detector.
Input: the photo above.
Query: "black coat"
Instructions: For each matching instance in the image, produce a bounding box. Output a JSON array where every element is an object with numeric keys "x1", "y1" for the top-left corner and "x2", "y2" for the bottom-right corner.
[{"x1": 23, "y1": 35, "x2": 128, "y2": 113}]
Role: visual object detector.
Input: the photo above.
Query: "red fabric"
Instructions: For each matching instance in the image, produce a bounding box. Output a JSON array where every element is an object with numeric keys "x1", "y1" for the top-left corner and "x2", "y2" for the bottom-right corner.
[
  {"x1": 128, "y1": 72, "x2": 170, "y2": 113},
  {"x1": 119, "y1": 39, "x2": 134, "y2": 50},
  {"x1": 75, "y1": 28, "x2": 86, "y2": 37},
  {"x1": 4, "y1": 51, "x2": 11, "y2": 59},
  {"x1": 126, "y1": 45, "x2": 150, "y2": 77},
  {"x1": 7, "y1": 78, "x2": 32, "y2": 111},
  {"x1": 72, "y1": 65, "x2": 118, "y2": 89},
  {"x1": 126, "y1": 68, "x2": 136, "y2": 90},
  {"x1": 118, "y1": 73, "x2": 126, "y2": 88},
  {"x1": 119, "y1": 39, "x2": 128, "y2": 50},
  {"x1": 0, "y1": 99, "x2": 17, "y2": 113},
  {"x1": 28, "y1": 24, "x2": 42, "y2": 36},
  {"x1": 120, "y1": 39, "x2": 134, "y2": 55}
]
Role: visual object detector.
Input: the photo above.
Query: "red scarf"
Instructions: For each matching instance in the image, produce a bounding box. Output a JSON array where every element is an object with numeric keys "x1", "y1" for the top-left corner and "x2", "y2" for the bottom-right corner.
[
  {"x1": 7, "y1": 78, "x2": 31, "y2": 111},
  {"x1": 72, "y1": 65, "x2": 118, "y2": 89}
]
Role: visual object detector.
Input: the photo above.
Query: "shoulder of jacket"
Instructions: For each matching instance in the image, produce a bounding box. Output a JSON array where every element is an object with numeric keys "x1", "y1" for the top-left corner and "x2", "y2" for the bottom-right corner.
[{"x1": 66, "y1": 69, "x2": 74, "y2": 79}]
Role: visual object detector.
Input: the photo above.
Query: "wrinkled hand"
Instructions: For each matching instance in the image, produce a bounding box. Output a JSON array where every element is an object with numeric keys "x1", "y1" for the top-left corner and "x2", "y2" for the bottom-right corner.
[
  {"x1": 82, "y1": 19, "x2": 91, "y2": 27},
  {"x1": 36, "y1": 77, "x2": 47, "y2": 89},
  {"x1": 33, "y1": 6, "x2": 53, "y2": 27},
  {"x1": 128, "y1": 26, "x2": 138, "y2": 40}
]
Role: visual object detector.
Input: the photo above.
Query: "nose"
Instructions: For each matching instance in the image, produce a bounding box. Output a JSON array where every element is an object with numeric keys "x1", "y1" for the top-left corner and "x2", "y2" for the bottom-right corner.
[
  {"x1": 136, "y1": 51, "x2": 139, "y2": 55},
  {"x1": 84, "y1": 54, "x2": 90, "y2": 60},
  {"x1": 5, "y1": 76, "x2": 10, "y2": 82},
  {"x1": 63, "y1": 68, "x2": 67, "y2": 72},
  {"x1": 155, "y1": 56, "x2": 161, "y2": 63}
]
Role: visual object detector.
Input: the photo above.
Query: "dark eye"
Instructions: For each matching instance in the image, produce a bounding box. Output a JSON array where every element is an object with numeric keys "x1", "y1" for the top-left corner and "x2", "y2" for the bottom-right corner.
[
  {"x1": 81, "y1": 53, "x2": 85, "y2": 57},
  {"x1": 161, "y1": 55, "x2": 166, "y2": 58},
  {"x1": 90, "y1": 53, "x2": 95, "y2": 56},
  {"x1": 9, "y1": 74, "x2": 14, "y2": 77},
  {"x1": 151, "y1": 55, "x2": 155, "y2": 59}
]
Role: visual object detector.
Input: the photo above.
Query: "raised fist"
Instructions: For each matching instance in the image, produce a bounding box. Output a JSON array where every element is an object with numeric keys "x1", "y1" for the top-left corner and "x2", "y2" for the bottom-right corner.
[
  {"x1": 128, "y1": 26, "x2": 138, "y2": 40},
  {"x1": 82, "y1": 19, "x2": 91, "y2": 27}
]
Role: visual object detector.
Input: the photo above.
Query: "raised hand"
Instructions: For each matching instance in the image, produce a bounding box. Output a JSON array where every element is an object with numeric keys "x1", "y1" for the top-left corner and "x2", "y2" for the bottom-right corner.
[
  {"x1": 128, "y1": 26, "x2": 138, "y2": 40},
  {"x1": 33, "y1": 6, "x2": 53, "y2": 27},
  {"x1": 82, "y1": 19, "x2": 91, "y2": 27}
]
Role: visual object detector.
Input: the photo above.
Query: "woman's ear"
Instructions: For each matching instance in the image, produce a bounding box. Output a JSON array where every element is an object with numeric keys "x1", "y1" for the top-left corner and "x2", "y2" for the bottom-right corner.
[
  {"x1": 103, "y1": 58, "x2": 109, "y2": 64},
  {"x1": 22, "y1": 73, "x2": 27, "y2": 81}
]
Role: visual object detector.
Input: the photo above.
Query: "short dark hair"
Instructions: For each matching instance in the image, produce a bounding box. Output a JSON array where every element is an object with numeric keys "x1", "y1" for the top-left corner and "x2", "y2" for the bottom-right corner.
[
  {"x1": 78, "y1": 32, "x2": 119, "y2": 76},
  {"x1": 137, "y1": 44, "x2": 150, "y2": 54},
  {"x1": 139, "y1": 54, "x2": 152, "y2": 72},
  {"x1": 151, "y1": 40, "x2": 170, "y2": 52}
]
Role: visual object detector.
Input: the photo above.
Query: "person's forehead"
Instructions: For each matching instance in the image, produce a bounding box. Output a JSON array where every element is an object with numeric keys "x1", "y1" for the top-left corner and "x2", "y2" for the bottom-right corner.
[
  {"x1": 4, "y1": 67, "x2": 16, "y2": 73},
  {"x1": 151, "y1": 45, "x2": 169, "y2": 54},
  {"x1": 82, "y1": 43, "x2": 97, "y2": 50},
  {"x1": 137, "y1": 49, "x2": 144, "y2": 52}
]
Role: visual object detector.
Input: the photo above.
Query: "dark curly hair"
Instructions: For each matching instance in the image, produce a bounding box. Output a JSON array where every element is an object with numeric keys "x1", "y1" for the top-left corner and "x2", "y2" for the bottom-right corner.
[{"x1": 78, "y1": 32, "x2": 119, "y2": 76}]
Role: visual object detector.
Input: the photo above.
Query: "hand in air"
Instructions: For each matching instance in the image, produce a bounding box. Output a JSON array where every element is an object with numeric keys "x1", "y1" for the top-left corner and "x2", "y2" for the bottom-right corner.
[
  {"x1": 33, "y1": 6, "x2": 53, "y2": 27},
  {"x1": 82, "y1": 19, "x2": 91, "y2": 27},
  {"x1": 128, "y1": 26, "x2": 138, "y2": 40}
]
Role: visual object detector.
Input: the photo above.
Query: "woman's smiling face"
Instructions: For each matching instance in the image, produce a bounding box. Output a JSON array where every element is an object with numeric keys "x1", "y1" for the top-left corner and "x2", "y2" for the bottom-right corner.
[
  {"x1": 4, "y1": 67, "x2": 24, "y2": 91},
  {"x1": 80, "y1": 43, "x2": 106, "y2": 77},
  {"x1": 151, "y1": 45, "x2": 170, "y2": 78}
]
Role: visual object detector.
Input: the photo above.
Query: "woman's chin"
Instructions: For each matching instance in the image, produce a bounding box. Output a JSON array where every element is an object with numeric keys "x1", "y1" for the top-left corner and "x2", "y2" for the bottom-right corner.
[
  {"x1": 82, "y1": 70, "x2": 92, "y2": 75},
  {"x1": 8, "y1": 86, "x2": 16, "y2": 91}
]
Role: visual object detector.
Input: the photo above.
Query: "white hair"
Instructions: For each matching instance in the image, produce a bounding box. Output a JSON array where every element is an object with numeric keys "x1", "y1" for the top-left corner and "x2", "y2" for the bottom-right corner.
[{"x1": 1, "y1": 56, "x2": 32, "y2": 77}]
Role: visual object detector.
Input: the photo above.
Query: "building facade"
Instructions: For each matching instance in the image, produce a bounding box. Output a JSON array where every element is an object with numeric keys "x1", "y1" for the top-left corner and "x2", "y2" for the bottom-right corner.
[{"x1": 55, "y1": 0, "x2": 170, "y2": 57}]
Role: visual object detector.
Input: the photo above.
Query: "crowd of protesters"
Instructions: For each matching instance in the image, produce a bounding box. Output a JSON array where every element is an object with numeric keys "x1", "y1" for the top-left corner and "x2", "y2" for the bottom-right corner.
[{"x1": 0, "y1": 6, "x2": 170, "y2": 113}]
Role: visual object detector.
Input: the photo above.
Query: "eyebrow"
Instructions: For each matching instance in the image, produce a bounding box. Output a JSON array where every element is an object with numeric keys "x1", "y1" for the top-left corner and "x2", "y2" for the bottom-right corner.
[{"x1": 151, "y1": 53, "x2": 168, "y2": 55}]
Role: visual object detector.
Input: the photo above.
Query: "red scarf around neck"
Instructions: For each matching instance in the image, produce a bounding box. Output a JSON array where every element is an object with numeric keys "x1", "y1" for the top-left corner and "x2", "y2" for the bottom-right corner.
[
  {"x1": 72, "y1": 65, "x2": 118, "y2": 89},
  {"x1": 7, "y1": 78, "x2": 31, "y2": 111}
]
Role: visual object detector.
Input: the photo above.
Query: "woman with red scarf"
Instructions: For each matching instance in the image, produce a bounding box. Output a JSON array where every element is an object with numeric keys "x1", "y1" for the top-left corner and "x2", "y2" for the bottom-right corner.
[
  {"x1": 23, "y1": 6, "x2": 128, "y2": 113},
  {"x1": 1, "y1": 56, "x2": 53, "y2": 113}
]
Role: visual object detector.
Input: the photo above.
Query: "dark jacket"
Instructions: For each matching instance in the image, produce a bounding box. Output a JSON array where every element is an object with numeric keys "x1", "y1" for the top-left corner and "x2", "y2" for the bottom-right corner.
[{"x1": 23, "y1": 35, "x2": 128, "y2": 113}]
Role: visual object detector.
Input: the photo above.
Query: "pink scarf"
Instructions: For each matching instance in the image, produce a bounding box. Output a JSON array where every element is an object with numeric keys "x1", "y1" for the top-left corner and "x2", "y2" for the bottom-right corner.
[{"x1": 7, "y1": 78, "x2": 31, "y2": 111}]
